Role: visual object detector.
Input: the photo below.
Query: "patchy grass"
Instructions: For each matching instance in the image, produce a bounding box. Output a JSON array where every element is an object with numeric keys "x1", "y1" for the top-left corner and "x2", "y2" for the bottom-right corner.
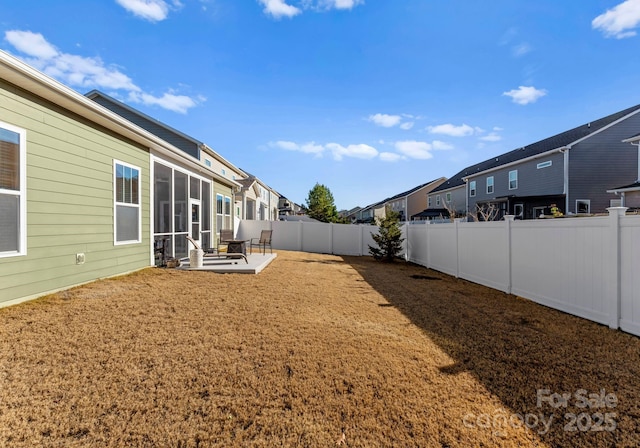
[{"x1": 0, "y1": 250, "x2": 638, "y2": 447}]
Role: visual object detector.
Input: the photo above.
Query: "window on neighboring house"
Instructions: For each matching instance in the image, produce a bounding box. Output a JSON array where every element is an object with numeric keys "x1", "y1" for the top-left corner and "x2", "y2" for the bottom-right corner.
[
  {"x1": 221, "y1": 168, "x2": 226, "y2": 176},
  {"x1": 216, "y1": 194, "x2": 223, "y2": 232},
  {"x1": 436, "y1": 195, "x2": 441, "y2": 206},
  {"x1": 204, "y1": 159, "x2": 212, "y2": 167},
  {"x1": 446, "y1": 192, "x2": 451, "y2": 204},
  {"x1": 428, "y1": 196, "x2": 432, "y2": 207},
  {"x1": 486, "y1": 176, "x2": 494, "y2": 194},
  {"x1": 224, "y1": 196, "x2": 231, "y2": 229},
  {"x1": 576, "y1": 200, "x2": 590, "y2": 214},
  {"x1": 0, "y1": 123, "x2": 26, "y2": 257},
  {"x1": 470, "y1": 181, "x2": 476, "y2": 197},
  {"x1": 537, "y1": 160, "x2": 552, "y2": 169},
  {"x1": 509, "y1": 170, "x2": 518, "y2": 190},
  {"x1": 114, "y1": 160, "x2": 141, "y2": 244}
]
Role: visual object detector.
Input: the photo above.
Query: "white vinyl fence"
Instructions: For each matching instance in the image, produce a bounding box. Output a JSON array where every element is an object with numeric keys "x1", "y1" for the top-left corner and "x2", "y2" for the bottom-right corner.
[{"x1": 237, "y1": 209, "x2": 640, "y2": 337}]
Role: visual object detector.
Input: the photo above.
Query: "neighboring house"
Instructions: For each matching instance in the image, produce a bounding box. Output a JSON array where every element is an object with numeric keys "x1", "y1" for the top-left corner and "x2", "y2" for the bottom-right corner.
[
  {"x1": 607, "y1": 132, "x2": 640, "y2": 209},
  {"x1": 237, "y1": 173, "x2": 280, "y2": 221},
  {"x1": 85, "y1": 90, "x2": 242, "y2": 242},
  {"x1": 0, "y1": 51, "x2": 226, "y2": 306},
  {"x1": 424, "y1": 175, "x2": 468, "y2": 220},
  {"x1": 278, "y1": 196, "x2": 304, "y2": 218},
  {"x1": 428, "y1": 104, "x2": 640, "y2": 221},
  {"x1": 379, "y1": 178, "x2": 446, "y2": 222},
  {"x1": 342, "y1": 206, "x2": 362, "y2": 223}
]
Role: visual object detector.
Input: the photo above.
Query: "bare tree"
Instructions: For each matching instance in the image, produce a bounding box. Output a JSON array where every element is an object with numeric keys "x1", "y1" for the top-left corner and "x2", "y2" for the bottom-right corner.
[{"x1": 469, "y1": 203, "x2": 502, "y2": 222}]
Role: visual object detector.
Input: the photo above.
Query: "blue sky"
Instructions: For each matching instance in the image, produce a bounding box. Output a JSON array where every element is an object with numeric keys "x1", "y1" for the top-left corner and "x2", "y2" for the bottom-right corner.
[{"x1": 2, "y1": 0, "x2": 640, "y2": 210}]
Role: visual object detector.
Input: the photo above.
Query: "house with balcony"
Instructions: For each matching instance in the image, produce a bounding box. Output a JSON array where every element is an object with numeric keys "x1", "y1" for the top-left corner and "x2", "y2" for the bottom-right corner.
[
  {"x1": 381, "y1": 178, "x2": 447, "y2": 221},
  {"x1": 279, "y1": 196, "x2": 304, "y2": 218},
  {"x1": 421, "y1": 175, "x2": 468, "y2": 221}
]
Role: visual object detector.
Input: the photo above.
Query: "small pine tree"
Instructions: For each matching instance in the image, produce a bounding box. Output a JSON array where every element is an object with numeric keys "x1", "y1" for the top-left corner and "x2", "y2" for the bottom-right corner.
[{"x1": 369, "y1": 206, "x2": 405, "y2": 262}]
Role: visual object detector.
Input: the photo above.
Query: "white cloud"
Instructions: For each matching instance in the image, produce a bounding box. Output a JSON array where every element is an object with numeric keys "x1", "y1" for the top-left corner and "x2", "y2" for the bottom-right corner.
[
  {"x1": 115, "y1": 0, "x2": 180, "y2": 22},
  {"x1": 5, "y1": 30, "x2": 58, "y2": 59},
  {"x1": 432, "y1": 140, "x2": 454, "y2": 150},
  {"x1": 427, "y1": 123, "x2": 475, "y2": 137},
  {"x1": 493, "y1": 126, "x2": 504, "y2": 131},
  {"x1": 368, "y1": 113, "x2": 402, "y2": 128},
  {"x1": 479, "y1": 132, "x2": 502, "y2": 142},
  {"x1": 400, "y1": 122, "x2": 415, "y2": 130},
  {"x1": 270, "y1": 140, "x2": 299, "y2": 151},
  {"x1": 5, "y1": 30, "x2": 201, "y2": 114},
  {"x1": 128, "y1": 91, "x2": 202, "y2": 114},
  {"x1": 512, "y1": 42, "x2": 532, "y2": 57},
  {"x1": 331, "y1": 0, "x2": 362, "y2": 9},
  {"x1": 394, "y1": 141, "x2": 434, "y2": 160},
  {"x1": 326, "y1": 143, "x2": 378, "y2": 161},
  {"x1": 592, "y1": 0, "x2": 640, "y2": 39},
  {"x1": 379, "y1": 152, "x2": 404, "y2": 162},
  {"x1": 503, "y1": 85, "x2": 547, "y2": 105},
  {"x1": 259, "y1": 0, "x2": 301, "y2": 19}
]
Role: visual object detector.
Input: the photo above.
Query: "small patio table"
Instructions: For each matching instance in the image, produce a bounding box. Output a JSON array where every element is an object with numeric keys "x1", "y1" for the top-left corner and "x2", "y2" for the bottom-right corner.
[{"x1": 226, "y1": 239, "x2": 249, "y2": 255}]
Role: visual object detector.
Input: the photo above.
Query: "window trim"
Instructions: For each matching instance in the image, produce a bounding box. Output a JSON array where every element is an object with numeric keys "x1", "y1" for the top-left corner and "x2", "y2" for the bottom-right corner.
[
  {"x1": 0, "y1": 121, "x2": 27, "y2": 258},
  {"x1": 486, "y1": 176, "x2": 494, "y2": 195},
  {"x1": 576, "y1": 199, "x2": 591, "y2": 214},
  {"x1": 508, "y1": 170, "x2": 518, "y2": 190},
  {"x1": 537, "y1": 160, "x2": 552, "y2": 169},
  {"x1": 469, "y1": 180, "x2": 476, "y2": 197},
  {"x1": 113, "y1": 159, "x2": 142, "y2": 245},
  {"x1": 427, "y1": 196, "x2": 432, "y2": 208},
  {"x1": 445, "y1": 192, "x2": 451, "y2": 204},
  {"x1": 436, "y1": 195, "x2": 441, "y2": 206}
]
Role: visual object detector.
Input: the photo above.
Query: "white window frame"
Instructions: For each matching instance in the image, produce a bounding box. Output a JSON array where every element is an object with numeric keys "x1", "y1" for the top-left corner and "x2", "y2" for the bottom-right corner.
[
  {"x1": 508, "y1": 170, "x2": 518, "y2": 190},
  {"x1": 486, "y1": 176, "x2": 494, "y2": 194},
  {"x1": 576, "y1": 199, "x2": 591, "y2": 214},
  {"x1": 224, "y1": 196, "x2": 231, "y2": 230},
  {"x1": 446, "y1": 192, "x2": 451, "y2": 204},
  {"x1": 537, "y1": 160, "x2": 552, "y2": 169},
  {"x1": 113, "y1": 160, "x2": 142, "y2": 245},
  {"x1": 469, "y1": 181, "x2": 476, "y2": 197},
  {"x1": 0, "y1": 121, "x2": 27, "y2": 258},
  {"x1": 436, "y1": 195, "x2": 441, "y2": 206},
  {"x1": 204, "y1": 159, "x2": 212, "y2": 167},
  {"x1": 427, "y1": 196, "x2": 432, "y2": 207}
]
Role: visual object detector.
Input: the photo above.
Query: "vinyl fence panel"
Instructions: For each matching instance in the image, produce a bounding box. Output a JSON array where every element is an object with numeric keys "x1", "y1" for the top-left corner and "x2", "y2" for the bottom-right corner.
[{"x1": 620, "y1": 216, "x2": 640, "y2": 336}]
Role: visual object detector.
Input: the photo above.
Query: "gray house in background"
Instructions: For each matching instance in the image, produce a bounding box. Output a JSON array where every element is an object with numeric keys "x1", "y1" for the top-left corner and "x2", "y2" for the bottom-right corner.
[{"x1": 429, "y1": 104, "x2": 640, "y2": 220}]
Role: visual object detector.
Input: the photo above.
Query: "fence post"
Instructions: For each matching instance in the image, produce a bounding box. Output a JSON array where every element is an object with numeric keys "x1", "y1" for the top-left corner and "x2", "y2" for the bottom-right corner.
[
  {"x1": 607, "y1": 207, "x2": 627, "y2": 330},
  {"x1": 299, "y1": 220, "x2": 304, "y2": 252},
  {"x1": 426, "y1": 221, "x2": 431, "y2": 269},
  {"x1": 454, "y1": 218, "x2": 461, "y2": 278},
  {"x1": 504, "y1": 215, "x2": 515, "y2": 294},
  {"x1": 359, "y1": 225, "x2": 364, "y2": 256}
]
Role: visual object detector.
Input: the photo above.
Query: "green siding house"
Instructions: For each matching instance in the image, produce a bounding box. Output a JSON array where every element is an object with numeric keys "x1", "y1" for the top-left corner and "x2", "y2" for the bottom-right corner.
[{"x1": 0, "y1": 50, "x2": 221, "y2": 307}]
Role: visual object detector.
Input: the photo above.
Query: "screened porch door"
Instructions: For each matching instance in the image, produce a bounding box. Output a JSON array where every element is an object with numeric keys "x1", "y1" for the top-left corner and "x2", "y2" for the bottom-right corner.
[{"x1": 190, "y1": 199, "x2": 201, "y2": 248}]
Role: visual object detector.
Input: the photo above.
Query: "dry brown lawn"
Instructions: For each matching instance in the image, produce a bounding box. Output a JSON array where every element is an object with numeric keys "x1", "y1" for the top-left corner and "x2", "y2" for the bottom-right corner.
[{"x1": 1, "y1": 250, "x2": 639, "y2": 447}]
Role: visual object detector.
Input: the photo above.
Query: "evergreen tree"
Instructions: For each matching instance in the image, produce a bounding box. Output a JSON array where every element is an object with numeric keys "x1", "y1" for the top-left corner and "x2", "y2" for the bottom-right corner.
[
  {"x1": 369, "y1": 206, "x2": 405, "y2": 262},
  {"x1": 305, "y1": 183, "x2": 340, "y2": 223}
]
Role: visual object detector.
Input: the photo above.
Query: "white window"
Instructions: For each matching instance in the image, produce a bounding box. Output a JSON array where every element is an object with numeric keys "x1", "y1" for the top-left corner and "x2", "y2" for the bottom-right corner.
[
  {"x1": 486, "y1": 176, "x2": 494, "y2": 194},
  {"x1": 428, "y1": 196, "x2": 432, "y2": 207},
  {"x1": 216, "y1": 194, "x2": 223, "y2": 231},
  {"x1": 469, "y1": 181, "x2": 476, "y2": 197},
  {"x1": 224, "y1": 196, "x2": 231, "y2": 229},
  {"x1": 509, "y1": 170, "x2": 518, "y2": 190},
  {"x1": 0, "y1": 123, "x2": 27, "y2": 257},
  {"x1": 576, "y1": 200, "x2": 590, "y2": 214},
  {"x1": 114, "y1": 160, "x2": 141, "y2": 244},
  {"x1": 204, "y1": 159, "x2": 212, "y2": 167},
  {"x1": 537, "y1": 160, "x2": 552, "y2": 169},
  {"x1": 221, "y1": 168, "x2": 226, "y2": 176},
  {"x1": 436, "y1": 195, "x2": 441, "y2": 206},
  {"x1": 446, "y1": 192, "x2": 451, "y2": 204}
]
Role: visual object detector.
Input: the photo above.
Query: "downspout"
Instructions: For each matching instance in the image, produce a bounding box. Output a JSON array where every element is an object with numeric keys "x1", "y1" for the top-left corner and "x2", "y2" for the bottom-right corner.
[{"x1": 561, "y1": 147, "x2": 570, "y2": 213}]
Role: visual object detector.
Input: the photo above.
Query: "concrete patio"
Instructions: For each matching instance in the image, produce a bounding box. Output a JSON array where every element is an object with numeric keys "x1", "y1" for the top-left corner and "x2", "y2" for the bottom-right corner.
[{"x1": 177, "y1": 252, "x2": 277, "y2": 274}]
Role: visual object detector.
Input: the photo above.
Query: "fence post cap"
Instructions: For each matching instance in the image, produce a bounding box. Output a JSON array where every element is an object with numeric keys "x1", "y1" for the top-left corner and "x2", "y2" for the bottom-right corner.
[{"x1": 606, "y1": 207, "x2": 628, "y2": 217}]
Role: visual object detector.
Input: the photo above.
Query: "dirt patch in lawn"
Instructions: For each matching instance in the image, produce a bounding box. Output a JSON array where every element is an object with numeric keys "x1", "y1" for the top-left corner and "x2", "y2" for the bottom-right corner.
[{"x1": 0, "y1": 251, "x2": 639, "y2": 447}]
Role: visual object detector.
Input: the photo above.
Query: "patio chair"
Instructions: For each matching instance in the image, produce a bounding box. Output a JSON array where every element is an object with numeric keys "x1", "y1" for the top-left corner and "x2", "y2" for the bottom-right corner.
[
  {"x1": 218, "y1": 229, "x2": 234, "y2": 253},
  {"x1": 249, "y1": 230, "x2": 273, "y2": 255},
  {"x1": 186, "y1": 235, "x2": 248, "y2": 264}
]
